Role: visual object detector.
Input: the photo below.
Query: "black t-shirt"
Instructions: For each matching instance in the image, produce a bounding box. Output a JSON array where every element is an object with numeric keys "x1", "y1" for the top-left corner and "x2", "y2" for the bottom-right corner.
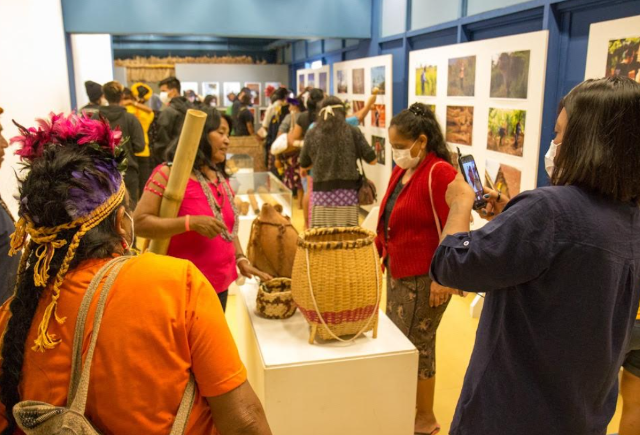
[
  {"x1": 234, "y1": 107, "x2": 254, "y2": 136},
  {"x1": 295, "y1": 112, "x2": 313, "y2": 137}
]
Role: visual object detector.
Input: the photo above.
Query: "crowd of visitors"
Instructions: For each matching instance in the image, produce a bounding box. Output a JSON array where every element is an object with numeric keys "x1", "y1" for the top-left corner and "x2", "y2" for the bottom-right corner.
[{"x1": 0, "y1": 74, "x2": 638, "y2": 435}]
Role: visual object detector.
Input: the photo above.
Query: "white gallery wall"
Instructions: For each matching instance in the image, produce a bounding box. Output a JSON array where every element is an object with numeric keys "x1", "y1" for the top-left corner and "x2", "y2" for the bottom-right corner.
[
  {"x1": 296, "y1": 65, "x2": 331, "y2": 95},
  {"x1": 584, "y1": 14, "x2": 640, "y2": 80},
  {"x1": 72, "y1": 34, "x2": 114, "y2": 110},
  {"x1": 0, "y1": 0, "x2": 71, "y2": 214},
  {"x1": 408, "y1": 31, "x2": 548, "y2": 229}
]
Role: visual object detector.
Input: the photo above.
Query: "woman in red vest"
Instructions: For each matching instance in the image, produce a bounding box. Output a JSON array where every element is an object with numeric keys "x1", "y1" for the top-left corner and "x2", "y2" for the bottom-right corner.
[{"x1": 375, "y1": 102, "x2": 459, "y2": 435}]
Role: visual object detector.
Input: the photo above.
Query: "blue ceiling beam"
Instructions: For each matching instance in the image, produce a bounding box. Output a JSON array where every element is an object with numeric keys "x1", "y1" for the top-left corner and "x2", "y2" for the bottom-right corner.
[{"x1": 61, "y1": 0, "x2": 372, "y2": 39}]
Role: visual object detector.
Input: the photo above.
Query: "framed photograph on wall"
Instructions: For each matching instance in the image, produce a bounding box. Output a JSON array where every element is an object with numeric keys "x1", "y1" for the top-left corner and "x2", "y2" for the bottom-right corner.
[
  {"x1": 490, "y1": 50, "x2": 530, "y2": 99},
  {"x1": 202, "y1": 82, "x2": 220, "y2": 103},
  {"x1": 486, "y1": 108, "x2": 526, "y2": 157},
  {"x1": 371, "y1": 66, "x2": 386, "y2": 94},
  {"x1": 223, "y1": 82, "x2": 241, "y2": 107},
  {"x1": 337, "y1": 70, "x2": 348, "y2": 93},
  {"x1": 352, "y1": 68, "x2": 365, "y2": 94},
  {"x1": 447, "y1": 56, "x2": 476, "y2": 97},
  {"x1": 415, "y1": 65, "x2": 437, "y2": 96},
  {"x1": 319, "y1": 72, "x2": 328, "y2": 92},
  {"x1": 182, "y1": 82, "x2": 199, "y2": 96},
  {"x1": 585, "y1": 15, "x2": 640, "y2": 82},
  {"x1": 244, "y1": 82, "x2": 261, "y2": 106}
]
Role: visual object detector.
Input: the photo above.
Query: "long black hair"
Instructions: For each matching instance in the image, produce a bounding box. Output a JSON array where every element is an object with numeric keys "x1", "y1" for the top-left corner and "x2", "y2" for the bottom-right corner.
[
  {"x1": 0, "y1": 145, "x2": 124, "y2": 434},
  {"x1": 390, "y1": 102, "x2": 452, "y2": 165},
  {"x1": 167, "y1": 108, "x2": 232, "y2": 179},
  {"x1": 551, "y1": 76, "x2": 640, "y2": 204},
  {"x1": 306, "y1": 88, "x2": 325, "y2": 124}
]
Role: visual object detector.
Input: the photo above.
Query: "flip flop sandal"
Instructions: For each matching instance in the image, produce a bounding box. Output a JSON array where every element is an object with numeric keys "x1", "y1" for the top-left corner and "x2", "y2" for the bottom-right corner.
[{"x1": 415, "y1": 427, "x2": 441, "y2": 435}]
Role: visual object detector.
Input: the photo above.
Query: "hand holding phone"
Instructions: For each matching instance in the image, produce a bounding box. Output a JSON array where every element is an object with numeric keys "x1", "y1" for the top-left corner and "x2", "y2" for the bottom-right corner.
[{"x1": 457, "y1": 147, "x2": 487, "y2": 210}]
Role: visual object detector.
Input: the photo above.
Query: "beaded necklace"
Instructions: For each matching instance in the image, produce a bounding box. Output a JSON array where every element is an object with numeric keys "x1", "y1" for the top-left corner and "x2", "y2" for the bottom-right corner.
[{"x1": 194, "y1": 169, "x2": 239, "y2": 242}]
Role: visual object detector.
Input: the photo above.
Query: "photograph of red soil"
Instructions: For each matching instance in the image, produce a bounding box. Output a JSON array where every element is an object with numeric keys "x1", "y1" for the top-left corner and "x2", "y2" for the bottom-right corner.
[{"x1": 446, "y1": 106, "x2": 474, "y2": 146}]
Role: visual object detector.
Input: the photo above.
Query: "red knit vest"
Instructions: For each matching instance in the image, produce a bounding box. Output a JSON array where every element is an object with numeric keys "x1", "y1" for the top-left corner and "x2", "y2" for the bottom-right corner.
[{"x1": 375, "y1": 153, "x2": 457, "y2": 279}]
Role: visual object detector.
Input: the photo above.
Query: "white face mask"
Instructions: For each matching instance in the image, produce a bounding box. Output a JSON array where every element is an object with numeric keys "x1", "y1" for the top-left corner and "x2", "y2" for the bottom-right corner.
[
  {"x1": 545, "y1": 140, "x2": 561, "y2": 177},
  {"x1": 392, "y1": 139, "x2": 421, "y2": 170},
  {"x1": 159, "y1": 91, "x2": 169, "y2": 104}
]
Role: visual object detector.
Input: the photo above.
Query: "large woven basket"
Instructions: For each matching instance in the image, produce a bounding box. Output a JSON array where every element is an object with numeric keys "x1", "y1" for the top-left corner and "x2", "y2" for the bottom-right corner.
[
  {"x1": 256, "y1": 278, "x2": 297, "y2": 319},
  {"x1": 291, "y1": 227, "x2": 381, "y2": 344}
]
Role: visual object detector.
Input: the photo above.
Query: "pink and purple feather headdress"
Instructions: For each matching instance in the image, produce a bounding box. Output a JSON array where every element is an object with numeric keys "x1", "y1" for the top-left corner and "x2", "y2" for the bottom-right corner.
[{"x1": 10, "y1": 112, "x2": 126, "y2": 220}]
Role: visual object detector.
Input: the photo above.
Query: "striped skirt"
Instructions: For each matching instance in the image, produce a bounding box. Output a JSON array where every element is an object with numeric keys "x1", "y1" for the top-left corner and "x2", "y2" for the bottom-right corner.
[{"x1": 310, "y1": 189, "x2": 359, "y2": 228}]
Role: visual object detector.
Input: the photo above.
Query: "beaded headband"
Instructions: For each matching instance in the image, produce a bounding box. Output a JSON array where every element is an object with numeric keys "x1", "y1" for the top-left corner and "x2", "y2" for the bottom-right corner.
[{"x1": 9, "y1": 112, "x2": 125, "y2": 352}]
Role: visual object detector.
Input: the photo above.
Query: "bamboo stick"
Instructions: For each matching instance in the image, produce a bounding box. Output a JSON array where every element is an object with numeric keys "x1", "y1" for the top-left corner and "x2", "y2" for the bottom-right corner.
[
  {"x1": 247, "y1": 189, "x2": 260, "y2": 215},
  {"x1": 149, "y1": 109, "x2": 207, "y2": 255}
]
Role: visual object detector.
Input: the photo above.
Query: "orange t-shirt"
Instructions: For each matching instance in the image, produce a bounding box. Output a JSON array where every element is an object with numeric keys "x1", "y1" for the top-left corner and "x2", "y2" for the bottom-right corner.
[{"x1": 0, "y1": 253, "x2": 246, "y2": 434}]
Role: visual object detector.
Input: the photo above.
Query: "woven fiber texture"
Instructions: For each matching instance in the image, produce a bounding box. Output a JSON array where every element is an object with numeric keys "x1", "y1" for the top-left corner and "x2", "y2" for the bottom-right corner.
[
  {"x1": 256, "y1": 278, "x2": 297, "y2": 319},
  {"x1": 291, "y1": 227, "x2": 381, "y2": 342}
]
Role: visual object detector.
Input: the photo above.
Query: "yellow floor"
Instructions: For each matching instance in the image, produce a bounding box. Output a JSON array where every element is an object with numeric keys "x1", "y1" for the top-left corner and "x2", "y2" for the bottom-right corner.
[{"x1": 226, "y1": 196, "x2": 624, "y2": 434}]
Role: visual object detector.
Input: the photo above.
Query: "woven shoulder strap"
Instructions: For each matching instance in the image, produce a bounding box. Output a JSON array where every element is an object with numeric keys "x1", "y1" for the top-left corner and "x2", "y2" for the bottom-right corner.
[
  {"x1": 67, "y1": 255, "x2": 196, "y2": 434},
  {"x1": 428, "y1": 161, "x2": 446, "y2": 238}
]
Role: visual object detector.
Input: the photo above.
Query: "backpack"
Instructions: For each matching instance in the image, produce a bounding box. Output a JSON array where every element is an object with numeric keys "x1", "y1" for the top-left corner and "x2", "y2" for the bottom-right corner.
[{"x1": 12, "y1": 256, "x2": 196, "y2": 435}]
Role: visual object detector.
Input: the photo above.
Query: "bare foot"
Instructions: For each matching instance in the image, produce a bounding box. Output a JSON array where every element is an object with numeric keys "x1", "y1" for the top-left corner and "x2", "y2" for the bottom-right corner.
[{"x1": 415, "y1": 412, "x2": 440, "y2": 434}]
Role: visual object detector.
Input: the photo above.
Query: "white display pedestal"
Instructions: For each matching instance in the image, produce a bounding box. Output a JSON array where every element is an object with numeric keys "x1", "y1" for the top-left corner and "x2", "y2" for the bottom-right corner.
[{"x1": 235, "y1": 282, "x2": 419, "y2": 435}]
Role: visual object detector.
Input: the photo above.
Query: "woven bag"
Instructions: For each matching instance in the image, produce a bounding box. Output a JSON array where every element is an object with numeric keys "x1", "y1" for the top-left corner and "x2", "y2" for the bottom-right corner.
[
  {"x1": 256, "y1": 278, "x2": 297, "y2": 319},
  {"x1": 291, "y1": 227, "x2": 381, "y2": 344},
  {"x1": 247, "y1": 203, "x2": 298, "y2": 278},
  {"x1": 12, "y1": 256, "x2": 196, "y2": 435}
]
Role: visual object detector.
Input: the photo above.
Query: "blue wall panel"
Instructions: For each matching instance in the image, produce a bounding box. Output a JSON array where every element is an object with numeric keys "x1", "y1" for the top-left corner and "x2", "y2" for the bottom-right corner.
[
  {"x1": 409, "y1": 28, "x2": 458, "y2": 50},
  {"x1": 308, "y1": 40, "x2": 323, "y2": 57},
  {"x1": 61, "y1": 0, "x2": 371, "y2": 39},
  {"x1": 381, "y1": 39, "x2": 407, "y2": 117},
  {"x1": 466, "y1": 8, "x2": 544, "y2": 41}
]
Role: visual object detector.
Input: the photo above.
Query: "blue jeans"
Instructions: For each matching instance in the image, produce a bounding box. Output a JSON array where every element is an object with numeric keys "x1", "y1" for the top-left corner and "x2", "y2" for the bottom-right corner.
[{"x1": 217, "y1": 290, "x2": 228, "y2": 312}]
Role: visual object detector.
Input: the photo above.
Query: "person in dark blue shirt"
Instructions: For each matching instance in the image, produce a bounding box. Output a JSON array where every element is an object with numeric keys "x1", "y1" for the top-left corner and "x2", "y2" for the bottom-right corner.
[
  {"x1": 431, "y1": 76, "x2": 640, "y2": 435},
  {"x1": 0, "y1": 107, "x2": 21, "y2": 305}
]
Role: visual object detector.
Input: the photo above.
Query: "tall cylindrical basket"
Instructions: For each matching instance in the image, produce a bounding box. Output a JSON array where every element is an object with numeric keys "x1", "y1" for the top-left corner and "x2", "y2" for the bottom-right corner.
[{"x1": 291, "y1": 227, "x2": 381, "y2": 344}]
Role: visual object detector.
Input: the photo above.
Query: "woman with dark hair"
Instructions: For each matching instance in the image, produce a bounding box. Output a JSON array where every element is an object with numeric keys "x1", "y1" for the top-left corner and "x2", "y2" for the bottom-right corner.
[
  {"x1": 203, "y1": 94, "x2": 218, "y2": 107},
  {"x1": 289, "y1": 88, "x2": 324, "y2": 145},
  {"x1": 432, "y1": 76, "x2": 640, "y2": 434},
  {"x1": 0, "y1": 113, "x2": 272, "y2": 434},
  {"x1": 135, "y1": 109, "x2": 272, "y2": 310},
  {"x1": 290, "y1": 89, "x2": 324, "y2": 227},
  {"x1": 233, "y1": 92, "x2": 256, "y2": 138},
  {"x1": 300, "y1": 96, "x2": 376, "y2": 228},
  {"x1": 374, "y1": 102, "x2": 458, "y2": 435}
]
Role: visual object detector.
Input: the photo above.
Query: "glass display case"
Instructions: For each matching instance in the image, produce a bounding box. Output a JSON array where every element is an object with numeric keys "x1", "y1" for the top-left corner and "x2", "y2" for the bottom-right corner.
[
  {"x1": 230, "y1": 172, "x2": 292, "y2": 218},
  {"x1": 227, "y1": 153, "x2": 254, "y2": 174}
]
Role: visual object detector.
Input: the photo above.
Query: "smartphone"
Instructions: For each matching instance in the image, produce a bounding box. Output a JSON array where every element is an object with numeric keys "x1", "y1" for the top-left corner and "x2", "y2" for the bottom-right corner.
[{"x1": 457, "y1": 147, "x2": 487, "y2": 210}]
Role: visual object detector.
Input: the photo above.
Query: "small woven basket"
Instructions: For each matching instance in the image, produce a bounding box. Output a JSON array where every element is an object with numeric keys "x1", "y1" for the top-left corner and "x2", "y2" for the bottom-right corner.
[
  {"x1": 291, "y1": 227, "x2": 381, "y2": 344},
  {"x1": 255, "y1": 278, "x2": 297, "y2": 319}
]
